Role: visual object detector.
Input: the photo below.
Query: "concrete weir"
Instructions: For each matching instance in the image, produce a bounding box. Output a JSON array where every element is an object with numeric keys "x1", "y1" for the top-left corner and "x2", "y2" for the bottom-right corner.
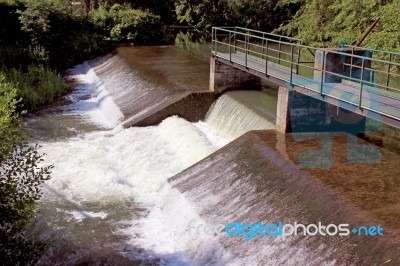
[
  {"x1": 166, "y1": 131, "x2": 400, "y2": 264},
  {"x1": 122, "y1": 91, "x2": 214, "y2": 128},
  {"x1": 65, "y1": 45, "x2": 400, "y2": 263},
  {"x1": 83, "y1": 46, "x2": 216, "y2": 128}
]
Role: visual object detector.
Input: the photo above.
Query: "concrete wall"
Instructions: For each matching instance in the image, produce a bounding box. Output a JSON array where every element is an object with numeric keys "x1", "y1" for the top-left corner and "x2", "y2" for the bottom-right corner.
[
  {"x1": 167, "y1": 130, "x2": 400, "y2": 264},
  {"x1": 122, "y1": 92, "x2": 215, "y2": 128},
  {"x1": 209, "y1": 57, "x2": 261, "y2": 93}
]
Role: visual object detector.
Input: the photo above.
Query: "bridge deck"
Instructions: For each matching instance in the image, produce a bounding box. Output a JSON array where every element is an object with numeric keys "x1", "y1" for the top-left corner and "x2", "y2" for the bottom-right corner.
[{"x1": 212, "y1": 27, "x2": 400, "y2": 128}]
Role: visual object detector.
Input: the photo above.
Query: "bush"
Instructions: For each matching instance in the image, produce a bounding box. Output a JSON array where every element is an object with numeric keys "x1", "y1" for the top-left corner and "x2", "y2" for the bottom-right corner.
[
  {"x1": 1, "y1": 66, "x2": 68, "y2": 111},
  {"x1": 0, "y1": 144, "x2": 53, "y2": 266},
  {"x1": 89, "y1": 4, "x2": 163, "y2": 44},
  {"x1": 0, "y1": 77, "x2": 26, "y2": 159},
  {"x1": 17, "y1": 0, "x2": 114, "y2": 70},
  {"x1": 0, "y1": 77, "x2": 53, "y2": 265},
  {"x1": 2, "y1": 1, "x2": 165, "y2": 72}
]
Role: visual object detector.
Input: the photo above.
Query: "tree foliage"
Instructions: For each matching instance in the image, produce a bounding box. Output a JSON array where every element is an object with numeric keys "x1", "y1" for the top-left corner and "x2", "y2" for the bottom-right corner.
[
  {"x1": 0, "y1": 77, "x2": 26, "y2": 161},
  {"x1": 364, "y1": 1, "x2": 400, "y2": 52},
  {"x1": 277, "y1": 0, "x2": 400, "y2": 51},
  {"x1": 89, "y1": 3, "x2": 163, "y2": 43},
  {"x1": 175, "y1": 0, "x2": 302, "y2": 32},
  {"x1": 0, "y1": 78, "x2": 53, "y2": 265},
  {"x1": 0, "y1": 145, "x2": 53, "y2": 266}
]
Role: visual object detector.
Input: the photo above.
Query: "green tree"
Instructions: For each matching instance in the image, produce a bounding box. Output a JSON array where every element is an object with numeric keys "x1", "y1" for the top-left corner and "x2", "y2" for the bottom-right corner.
[
  {"x1": 276, "y1": 0, "x2": 335, "y2": 45},
  {"x1": 175, "y1": 0, "x2": 301, "y2": 32},
  {"x1": 89, "y1": 3, "x2": 163, "y2": 43},
  {"x1": 227, "y1": 0, "x2": 301, "y2": 31},
  {"x1": 0, "y1": 77, "x2": 53, "y2": 265},
  {"x1": 277, "y1": 0, "x2": 398, "y2": 50},
  {"x1": 364, "y1": 1, "x2": 400, "y2": 52},
  {"x1": 175, "y1": 0, "x2": 230, "y2": 29},
  {"x1": 0, "y1": 77, "x2": 26, "y2": 160}
]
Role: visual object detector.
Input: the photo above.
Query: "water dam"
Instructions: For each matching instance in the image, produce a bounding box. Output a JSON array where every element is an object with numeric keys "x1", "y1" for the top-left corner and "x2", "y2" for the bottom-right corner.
[{"x1": 26, "y1": 46, "x2": 400, "y2": 265}]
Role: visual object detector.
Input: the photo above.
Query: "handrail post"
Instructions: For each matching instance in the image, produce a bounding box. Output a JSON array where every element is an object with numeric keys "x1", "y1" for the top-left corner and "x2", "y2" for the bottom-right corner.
[
  {"x1": 386, "y1": 53, "x2": 392, "y2": 88},
  {"x1": 296, "y1": 42, "x2": 301, "y2": 74},
  {"x1": 320, "y1": 50, "x2": 326, "y2": 95},
  {"x1": 234, "y1": 28, "x2": 237, "y2": 52},
  {"x1": 211, "y1": 27, "x2": 214, "y2": 56},
  {"x1": 359, "y1": 58, "x2": 365, "y2": 108},
  {"x1": 265, "y1": 39, "x2": 268, "y2": 76},
  {"x1": 245, "y1": 34, "x2": 248, "y2": 68},
  {"x1": 278, "y1": 36, "x2": 282, "y2": 64},
  {"x1": 290, "y1": 44, "x2": 294, "y2": 86},
  {"x1": 214, "y1": 28, "x2": 218, "y2": 56},
  {"x1": 350, "y1": 47, "x2": 354, "y2": 80},
  {"x1": 262, "y1": 33, "x2": 265, "y2": 60},
  {"x1": 229, "y1": 31, "x2": 232, "y2": 62}
]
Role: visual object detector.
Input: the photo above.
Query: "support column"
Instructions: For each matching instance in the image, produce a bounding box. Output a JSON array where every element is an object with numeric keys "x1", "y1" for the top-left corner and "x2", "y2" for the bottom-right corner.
[
  {"x1": 276, "y1": 86, "x2": 291, "y2": 133},
  {"x1": 209, "y1": 57, "x2": 261, "y2": 93}
]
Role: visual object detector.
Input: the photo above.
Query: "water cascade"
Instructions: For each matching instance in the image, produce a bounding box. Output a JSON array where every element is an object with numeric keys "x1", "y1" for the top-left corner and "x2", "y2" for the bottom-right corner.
[
  {"x1": 27, "y1": 47, "x2": 400, "y2": 265},
  {"x1": 205, "y1": 90, "x2": 277, "y2": 140}
]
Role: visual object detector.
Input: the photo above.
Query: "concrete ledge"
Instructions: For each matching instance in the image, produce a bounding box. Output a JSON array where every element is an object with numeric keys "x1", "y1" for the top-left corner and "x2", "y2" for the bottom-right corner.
[
  {"x1": 122, "y1": 91, "x2": 215, "y2": 128},
  {"x1": 210, "y1": 57, "x2": 261, "y2": 93},
  {"x1": 166, "y1": 130, "x2": 400, "y2": 264}
]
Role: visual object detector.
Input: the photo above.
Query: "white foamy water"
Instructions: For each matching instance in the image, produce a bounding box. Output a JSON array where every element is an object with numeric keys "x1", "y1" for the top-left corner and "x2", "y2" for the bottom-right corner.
[
  {"x1": 28, "y1": 48, "x2": 399, "y2": 265},
  {"x1": 38, "y1": 115, "x2": 229, "y2": 264},
  {"x1": 205, "y1": 90, "x2": 277, "y2": 141},
  {"x1": 41, "y1": 116, "x2": 226, "y2": 203},
  {"x1": 66, "y1": 210, "x2": 108, "y2": 222},
  {"x1": 32, "y1": 54, "x2": 288, "y2": 265},
  {"x1": 66, "y1": 61, "x2": 124, "y2": 128}
]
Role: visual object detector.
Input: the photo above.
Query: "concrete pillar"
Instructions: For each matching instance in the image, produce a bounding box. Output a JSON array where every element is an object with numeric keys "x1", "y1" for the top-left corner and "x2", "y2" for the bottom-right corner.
[
  {"x1": 276, "y1": 86, "x2": 291, "y2": 133},
  {"x1": 209, "y1": 57, "x2": 261, "y2": 93}
]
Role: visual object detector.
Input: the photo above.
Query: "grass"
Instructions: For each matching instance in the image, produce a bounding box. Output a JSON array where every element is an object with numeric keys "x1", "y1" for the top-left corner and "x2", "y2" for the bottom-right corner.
[{"x1": 0, "y1": 66, "x2": 68, "y2": 111}]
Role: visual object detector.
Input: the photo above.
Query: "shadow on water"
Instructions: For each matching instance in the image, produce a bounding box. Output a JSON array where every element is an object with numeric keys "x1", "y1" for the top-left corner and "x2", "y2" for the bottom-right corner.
[
  {"x1": 31, "y1": 212, "x2": 195, "y2": 266},
  {"x1": 29, "y1": 184, "x2": 194, "y2": 265}
]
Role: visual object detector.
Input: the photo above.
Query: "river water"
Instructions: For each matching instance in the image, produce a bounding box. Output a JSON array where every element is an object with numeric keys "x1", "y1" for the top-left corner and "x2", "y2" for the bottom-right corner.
[
  {"x1": 25, "y1": 46, "x2": 277, "y2": 265},
  {"x1": 25, "y1": 45, "x2": 400, "y2": 265}
]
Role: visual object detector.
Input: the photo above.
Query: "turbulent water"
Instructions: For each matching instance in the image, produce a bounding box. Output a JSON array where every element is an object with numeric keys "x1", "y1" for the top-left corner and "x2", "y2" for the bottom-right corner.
[
  {"x1": 32, "y1": 116, "x2": 226, "y2": 264},
  {"x1": 205, "y1": 90, "x2": 277, "y2": 141},
  {"x1": 27, "y1": 48, "x2": 279, "y2": 265},
  {"x1": 27, "y1": 47, "x2": 400, "y2": 265}
]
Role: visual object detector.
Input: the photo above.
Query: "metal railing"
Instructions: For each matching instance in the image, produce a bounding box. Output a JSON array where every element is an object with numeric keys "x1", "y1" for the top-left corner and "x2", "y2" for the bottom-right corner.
[
  {"x1": 211, "y1": 26, "x2": 400, "y2": 121},
  {"x1": 344, "y1": 44, "x2": 400, "y2": 88}
]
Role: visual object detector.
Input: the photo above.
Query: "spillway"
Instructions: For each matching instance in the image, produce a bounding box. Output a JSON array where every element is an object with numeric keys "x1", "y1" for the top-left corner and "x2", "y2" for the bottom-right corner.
[
  {"x1": 131, "y1": 131, "x2": 400, "y2": 265},
  {"x1": 26, "y1": 46, "x2": 400, "y2": 265},
  {"x1": 205, "y1": 90, "x2": 277, "y2": 140},
  {"x1": 67, "y1": 51, "x2": 185, "y2": 128}
]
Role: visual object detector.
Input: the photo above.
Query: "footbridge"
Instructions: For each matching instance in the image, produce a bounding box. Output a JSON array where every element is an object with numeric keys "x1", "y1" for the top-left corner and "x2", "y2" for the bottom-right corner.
[{"x1": 210, "y1": 26, "x2": 400, "y2": 132}]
